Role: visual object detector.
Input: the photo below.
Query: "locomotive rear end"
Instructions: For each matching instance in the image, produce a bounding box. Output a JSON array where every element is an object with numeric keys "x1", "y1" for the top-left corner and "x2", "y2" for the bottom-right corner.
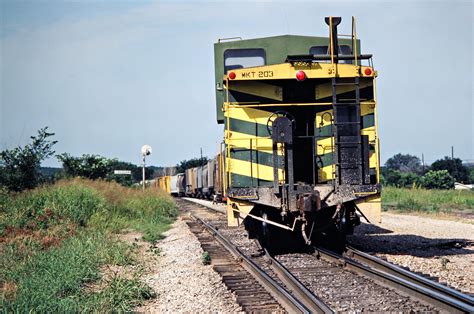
[{"x1": 214, "y1": 17, "x2": 381, "y2": 250}]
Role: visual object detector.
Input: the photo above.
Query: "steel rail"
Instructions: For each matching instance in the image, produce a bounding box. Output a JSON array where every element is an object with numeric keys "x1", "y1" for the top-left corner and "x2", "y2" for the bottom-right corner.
[
  {"x1": 190, "y1": 213, "x2": 311, "y2": 314},
  {"x1": 184, "y1": 198, "x2": 333, "y2": 312},
  {"x1": 264, "y1": 249, "x2": 334, "y2": 313},
  {"x1": 346, "y1": 246, "x2": 474, "y2": 308},
  {"x1": 315, "y1": 247, "x2": 474, "y2": 313}
]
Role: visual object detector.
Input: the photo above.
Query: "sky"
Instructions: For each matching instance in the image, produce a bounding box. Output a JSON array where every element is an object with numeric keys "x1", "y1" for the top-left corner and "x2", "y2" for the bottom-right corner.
[{"x1": 0, "y1": 0, "x2": 472, "y2": 168}]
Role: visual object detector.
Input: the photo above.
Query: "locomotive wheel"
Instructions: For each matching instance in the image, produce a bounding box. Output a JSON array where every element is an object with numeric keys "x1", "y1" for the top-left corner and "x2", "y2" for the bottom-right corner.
[
  {"x1": 252, "y1": 207, "x2": 308, "y2": 254},
  {"x1": 311, "y1": 223, "x2": 346, "y2": 253}
]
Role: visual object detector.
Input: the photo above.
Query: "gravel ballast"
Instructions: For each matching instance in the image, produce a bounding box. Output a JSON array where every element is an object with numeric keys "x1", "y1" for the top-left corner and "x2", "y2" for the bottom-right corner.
[
  {"x1": 351, "y1": 212, "x2": 474, "y2": 294},
  {"x1": 136, "y1": 217, "x2": 242, "y2": 313}
]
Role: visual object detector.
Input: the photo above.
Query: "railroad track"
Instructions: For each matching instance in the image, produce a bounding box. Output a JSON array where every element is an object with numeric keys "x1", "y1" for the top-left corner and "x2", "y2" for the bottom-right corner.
[
  {"x1": 186, "y1": 209, "x2": 332, "y2": 313},
  {"x1": 340, "y1": 246, "x2": 474, "y2": 313},
  {"x1": 181, "y1": 198, "x2": 474, "y2": 313}
]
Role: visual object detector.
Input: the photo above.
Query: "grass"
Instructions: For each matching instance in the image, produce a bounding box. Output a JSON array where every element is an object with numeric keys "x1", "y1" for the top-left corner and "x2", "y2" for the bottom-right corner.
[
  {"x1": 0, "y1": 178, "x2": 177, "y2": 311},
  {"x1": 382, "y1": 186, "x2": 474, "y2": 213},
  {"x1": 201, "y1": 251, "x2": 211, "y2": 265}
]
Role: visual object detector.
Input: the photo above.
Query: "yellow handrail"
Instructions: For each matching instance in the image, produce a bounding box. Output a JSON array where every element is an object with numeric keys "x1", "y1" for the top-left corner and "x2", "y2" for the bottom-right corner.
[{"x1": 352, "y1": 16, "x2": 358, "y2": 66}]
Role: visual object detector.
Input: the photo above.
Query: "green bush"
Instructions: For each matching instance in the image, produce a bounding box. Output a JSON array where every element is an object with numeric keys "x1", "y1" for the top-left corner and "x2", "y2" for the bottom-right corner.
[
  {"x1": 201, "y1": 251, "x2": 211, "y2": 265},
  {"x1": 419, "y1": 170, "x2": 455, "y2": 189},
  {"x1": 381, "y1": 169, "x2": 420, "y2": 188}
]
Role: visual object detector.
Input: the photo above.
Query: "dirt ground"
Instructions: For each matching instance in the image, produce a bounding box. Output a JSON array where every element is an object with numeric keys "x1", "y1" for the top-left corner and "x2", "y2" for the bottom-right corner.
[{"x1": 131, "y1": 218, "x2": 241, "y2": 313}]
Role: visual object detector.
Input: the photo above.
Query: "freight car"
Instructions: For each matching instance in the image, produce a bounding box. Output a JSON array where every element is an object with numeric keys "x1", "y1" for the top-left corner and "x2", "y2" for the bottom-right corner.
[
  {"x1": 161, "y1": 16, "x2": 381, "y2": 252},
  {"x1": 159, "y1": 157, "x2": 225, "y2": 200}
]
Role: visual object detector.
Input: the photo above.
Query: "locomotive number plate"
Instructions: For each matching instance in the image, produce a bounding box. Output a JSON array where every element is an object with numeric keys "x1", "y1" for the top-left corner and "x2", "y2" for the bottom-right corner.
[{"x1": 241, "y1": 70, "x2": 274, "y2": 79}]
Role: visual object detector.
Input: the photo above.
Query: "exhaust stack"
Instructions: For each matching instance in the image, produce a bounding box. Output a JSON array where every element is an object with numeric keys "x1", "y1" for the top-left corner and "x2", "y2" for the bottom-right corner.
[{"x1": 325, "y1": 17, "x2": 342, "y2": 63}]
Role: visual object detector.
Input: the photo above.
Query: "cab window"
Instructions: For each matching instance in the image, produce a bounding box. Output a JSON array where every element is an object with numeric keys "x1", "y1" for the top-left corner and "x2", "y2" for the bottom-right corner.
[{"x1": 224, "y1": 48, "x2": 266, "y2": 73}]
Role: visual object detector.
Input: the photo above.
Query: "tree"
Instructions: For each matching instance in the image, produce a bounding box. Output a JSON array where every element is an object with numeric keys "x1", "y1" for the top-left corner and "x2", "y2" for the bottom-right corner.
[
  {"x1": 175, "y1": 157, "x2": 209, "y2": 173},
  {"x1": 0, "y1": 127, "x2": 57, "y2": 192},
  {"x1": 385, "y1": 153, "x2": 422, "y2": 173},
  {"x1": 381, "y1": 168, "x2": 420, "y2": 187},
  {"x1": 430, "y1": 157, "x2": 469, "y2": 183},
  {"x1": 56, "y1": 154, "x2": 155, "y2": 185},
  {"x1": 106, "y1": 160, "x2": 137, "y2": 186},
  {"x1": 57, "y1": 153, "x2": 112, "y2": 180},
  {"x1": 419, "y1": 170, "x2": 455, "y2": 189}
]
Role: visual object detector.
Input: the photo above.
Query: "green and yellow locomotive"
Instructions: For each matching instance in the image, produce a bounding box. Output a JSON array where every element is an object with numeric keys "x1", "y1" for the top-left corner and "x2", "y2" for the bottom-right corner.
[{"x1": 215, "y1": 17, "x2": 381, "y2": 250}]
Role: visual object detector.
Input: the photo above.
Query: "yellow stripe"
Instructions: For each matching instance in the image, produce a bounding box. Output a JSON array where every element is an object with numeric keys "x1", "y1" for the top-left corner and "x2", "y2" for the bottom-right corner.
[
  {"x1": 361, "y1": 126, "x2": 375, "y2": 142},
  {"x1": 225, "y1": 130, "x2": 283, "y2": 156},
  {"x1": 316, "y1": 137, "x2": 334, "y2": 155},
  {"x1": 228, "y1": 81, "x2": 283, "y2": 101},
  {"x1": 315, "y1": 80, "x2": 373, "y2": 100},
  {"x1": 361, "y1": 103, "x2": 375, "y2": 116},
  {"x1": 229, "y1": 158, "x2": 284, "y2": 181},
  {"x1": 319, "y1": 165, "x2": 335, "y2": 181},
  {"x1": 224, "y1": 106, "x2": 272, "y2": 125}
]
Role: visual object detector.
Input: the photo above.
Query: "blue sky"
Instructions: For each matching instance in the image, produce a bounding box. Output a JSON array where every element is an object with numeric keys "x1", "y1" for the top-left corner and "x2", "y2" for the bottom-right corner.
[{"x1": 1, "y1": 0, "x2": 472, "y2": 167}]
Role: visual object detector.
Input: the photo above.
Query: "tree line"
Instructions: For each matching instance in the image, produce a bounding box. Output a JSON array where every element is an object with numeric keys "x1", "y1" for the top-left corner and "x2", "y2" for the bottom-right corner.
[
  {"x1": 0, "y1": 128, "x2": 157, "y2": 192},
  {"x1": 1, "y1": 128, "x2": 472, "y2": 192},
  {"x1": 382, "y1": 153, "x2": 473, "y2": 189}
]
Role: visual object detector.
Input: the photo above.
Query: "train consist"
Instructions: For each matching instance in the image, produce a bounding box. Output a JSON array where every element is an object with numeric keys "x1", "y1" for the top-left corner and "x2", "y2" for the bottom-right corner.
[
  {"x1": 159, "y1": 16, "x2": 381, "y2": 251},
  {"x1": 157, "y1": 157, "x2": 224, "y2": 200}
]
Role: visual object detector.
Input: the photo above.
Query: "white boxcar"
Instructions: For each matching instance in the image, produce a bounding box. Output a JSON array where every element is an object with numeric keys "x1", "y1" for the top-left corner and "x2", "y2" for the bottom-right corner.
[
  {"x1": 197, "y1": 166, "x2": 203, "y2": 189},
  {"x1": 202, "y1": 164, "x2": 209, "y2": 194}
]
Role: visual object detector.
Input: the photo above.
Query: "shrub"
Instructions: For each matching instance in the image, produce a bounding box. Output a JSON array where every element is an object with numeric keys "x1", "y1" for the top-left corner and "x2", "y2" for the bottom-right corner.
[
  {"x1": 382, "y1": 169, "x2": 420, "y2": 188},
  {"x1": 430, "y1": 157, "x2": 469, "y2": 183},
  {"x1": 201, "y1": 251, "x2": 211, "y2": 265},
  {"x1": 419, "y1": 170, "x2": 455, "y2": 190},
  {"x1": 0, "y1": 127, "x2": 57, "y2": 192}
]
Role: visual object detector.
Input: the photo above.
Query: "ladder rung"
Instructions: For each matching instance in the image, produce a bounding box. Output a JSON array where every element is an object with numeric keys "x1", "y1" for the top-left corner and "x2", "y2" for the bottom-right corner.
[
  {"x1": 333, "y1": 103, "x2": 360, "y2": 106},
  {"x1": 334, "y1": 122, "x2": 360, "y2": 125}
]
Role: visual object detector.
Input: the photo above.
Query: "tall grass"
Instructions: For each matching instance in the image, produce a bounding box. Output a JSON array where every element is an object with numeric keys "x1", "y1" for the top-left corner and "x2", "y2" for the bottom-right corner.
[
  {"x1": 0, "y1": 178, "x2": 177, "y2": 311},
  {"x1": 382, "y1": 186, "x2": 474, "y2": 213}
]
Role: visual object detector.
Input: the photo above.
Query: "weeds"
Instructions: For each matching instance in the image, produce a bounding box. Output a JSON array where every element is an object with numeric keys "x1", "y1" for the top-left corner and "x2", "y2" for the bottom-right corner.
[
  {"x1": 0, "y1": 178, "x2": 177, "y2": 311},
  {"x1": 201, "y1": 251, "x2": 211, "y2": 265}
]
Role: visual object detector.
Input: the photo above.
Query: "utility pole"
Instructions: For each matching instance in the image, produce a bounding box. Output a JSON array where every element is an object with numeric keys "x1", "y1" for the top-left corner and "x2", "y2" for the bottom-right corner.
[
  {"x1": 451, "y1": 146, "x2": 454, "y2": 159},
  {"x1": 141, "y1": 145, "x2": 152, "y2": 191},
  {"x1": 142, "y1": 155, "x2": 146, "y2": 191},
  {"x1": 200, "y1": 147, "x2": 203, "y2": 159}
]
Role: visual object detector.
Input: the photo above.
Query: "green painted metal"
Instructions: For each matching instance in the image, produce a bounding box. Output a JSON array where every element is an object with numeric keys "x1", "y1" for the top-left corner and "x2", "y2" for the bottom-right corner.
[{"x1": 214, "y1": 35, "x2": 360, "y2": 123}]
